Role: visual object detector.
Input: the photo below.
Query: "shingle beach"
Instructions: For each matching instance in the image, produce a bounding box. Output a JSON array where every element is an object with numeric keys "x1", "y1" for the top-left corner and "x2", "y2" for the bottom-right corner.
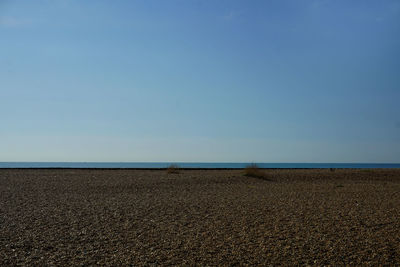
[{"x1": 1, "y1": 169, "x2": 399, "y2": 265}]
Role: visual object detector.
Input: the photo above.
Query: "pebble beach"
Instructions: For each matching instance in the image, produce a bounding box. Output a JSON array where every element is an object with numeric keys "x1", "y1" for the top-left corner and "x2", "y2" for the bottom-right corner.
[{"x1": 1, "y1": 169, "x2": 399, "y2": 265}]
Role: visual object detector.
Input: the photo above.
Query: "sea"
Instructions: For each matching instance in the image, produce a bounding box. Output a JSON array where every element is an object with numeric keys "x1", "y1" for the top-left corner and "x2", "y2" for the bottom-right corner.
[{"x1": 0, "y1": 162, "x2": 399, "y2": 169}]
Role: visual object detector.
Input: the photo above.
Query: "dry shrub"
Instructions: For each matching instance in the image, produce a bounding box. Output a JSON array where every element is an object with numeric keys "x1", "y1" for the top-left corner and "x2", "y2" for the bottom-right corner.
[
  {"x1": 167, "y1": 164, "x2": 180, "y2": 174},
  {"x1": 243, "y1": 163, "x2": 267, "y2": 179}
]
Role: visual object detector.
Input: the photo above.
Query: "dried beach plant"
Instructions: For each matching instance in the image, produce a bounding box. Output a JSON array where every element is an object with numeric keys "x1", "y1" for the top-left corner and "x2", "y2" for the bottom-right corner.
[
  {"x1": 243, "y1": 163, "x2": 267, "y2": 179},
  {"x1": 167, "y1": 164, "x2": 180, "y2": 174}
]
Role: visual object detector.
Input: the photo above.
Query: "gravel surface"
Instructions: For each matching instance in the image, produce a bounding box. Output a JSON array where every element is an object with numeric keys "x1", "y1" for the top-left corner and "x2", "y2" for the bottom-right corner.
[{"x1": 1, "y1": 169, "x2": 399, "y2": 266}]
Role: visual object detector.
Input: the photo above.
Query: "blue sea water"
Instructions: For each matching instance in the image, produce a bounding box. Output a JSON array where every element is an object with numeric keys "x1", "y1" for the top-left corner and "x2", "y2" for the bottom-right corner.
[{"x1": 0, "y1": 162, "x2": 399, "y2": 169}]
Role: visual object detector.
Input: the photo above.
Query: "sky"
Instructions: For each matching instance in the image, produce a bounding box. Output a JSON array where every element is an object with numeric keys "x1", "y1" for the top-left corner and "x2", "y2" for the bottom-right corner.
[{"x1": 1, "y1": 0, "x2": 399, "y2": 163}]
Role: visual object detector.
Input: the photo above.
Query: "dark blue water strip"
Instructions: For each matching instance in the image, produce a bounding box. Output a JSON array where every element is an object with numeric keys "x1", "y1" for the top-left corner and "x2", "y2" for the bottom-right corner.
[{"x1": 0, "y1": 162, "x2": 399, "y2": 169}]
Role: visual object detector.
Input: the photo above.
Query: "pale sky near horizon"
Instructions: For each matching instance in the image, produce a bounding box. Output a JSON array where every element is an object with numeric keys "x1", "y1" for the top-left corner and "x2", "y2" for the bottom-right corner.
[{"x1": 1, "y1": 0, "x2": 400, "y2": 163}]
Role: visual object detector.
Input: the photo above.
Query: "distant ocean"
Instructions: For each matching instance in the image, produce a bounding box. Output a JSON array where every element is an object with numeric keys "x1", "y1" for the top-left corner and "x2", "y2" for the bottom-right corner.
[{"x1": 0, "y1": 162, "x2": 399, "y2": 169}]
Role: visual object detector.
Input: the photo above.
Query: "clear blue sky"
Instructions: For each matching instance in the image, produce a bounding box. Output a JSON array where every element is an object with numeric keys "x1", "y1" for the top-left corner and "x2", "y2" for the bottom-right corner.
[{"x1": 1, "y1": 0, "x2": 399, "y2": 162}]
